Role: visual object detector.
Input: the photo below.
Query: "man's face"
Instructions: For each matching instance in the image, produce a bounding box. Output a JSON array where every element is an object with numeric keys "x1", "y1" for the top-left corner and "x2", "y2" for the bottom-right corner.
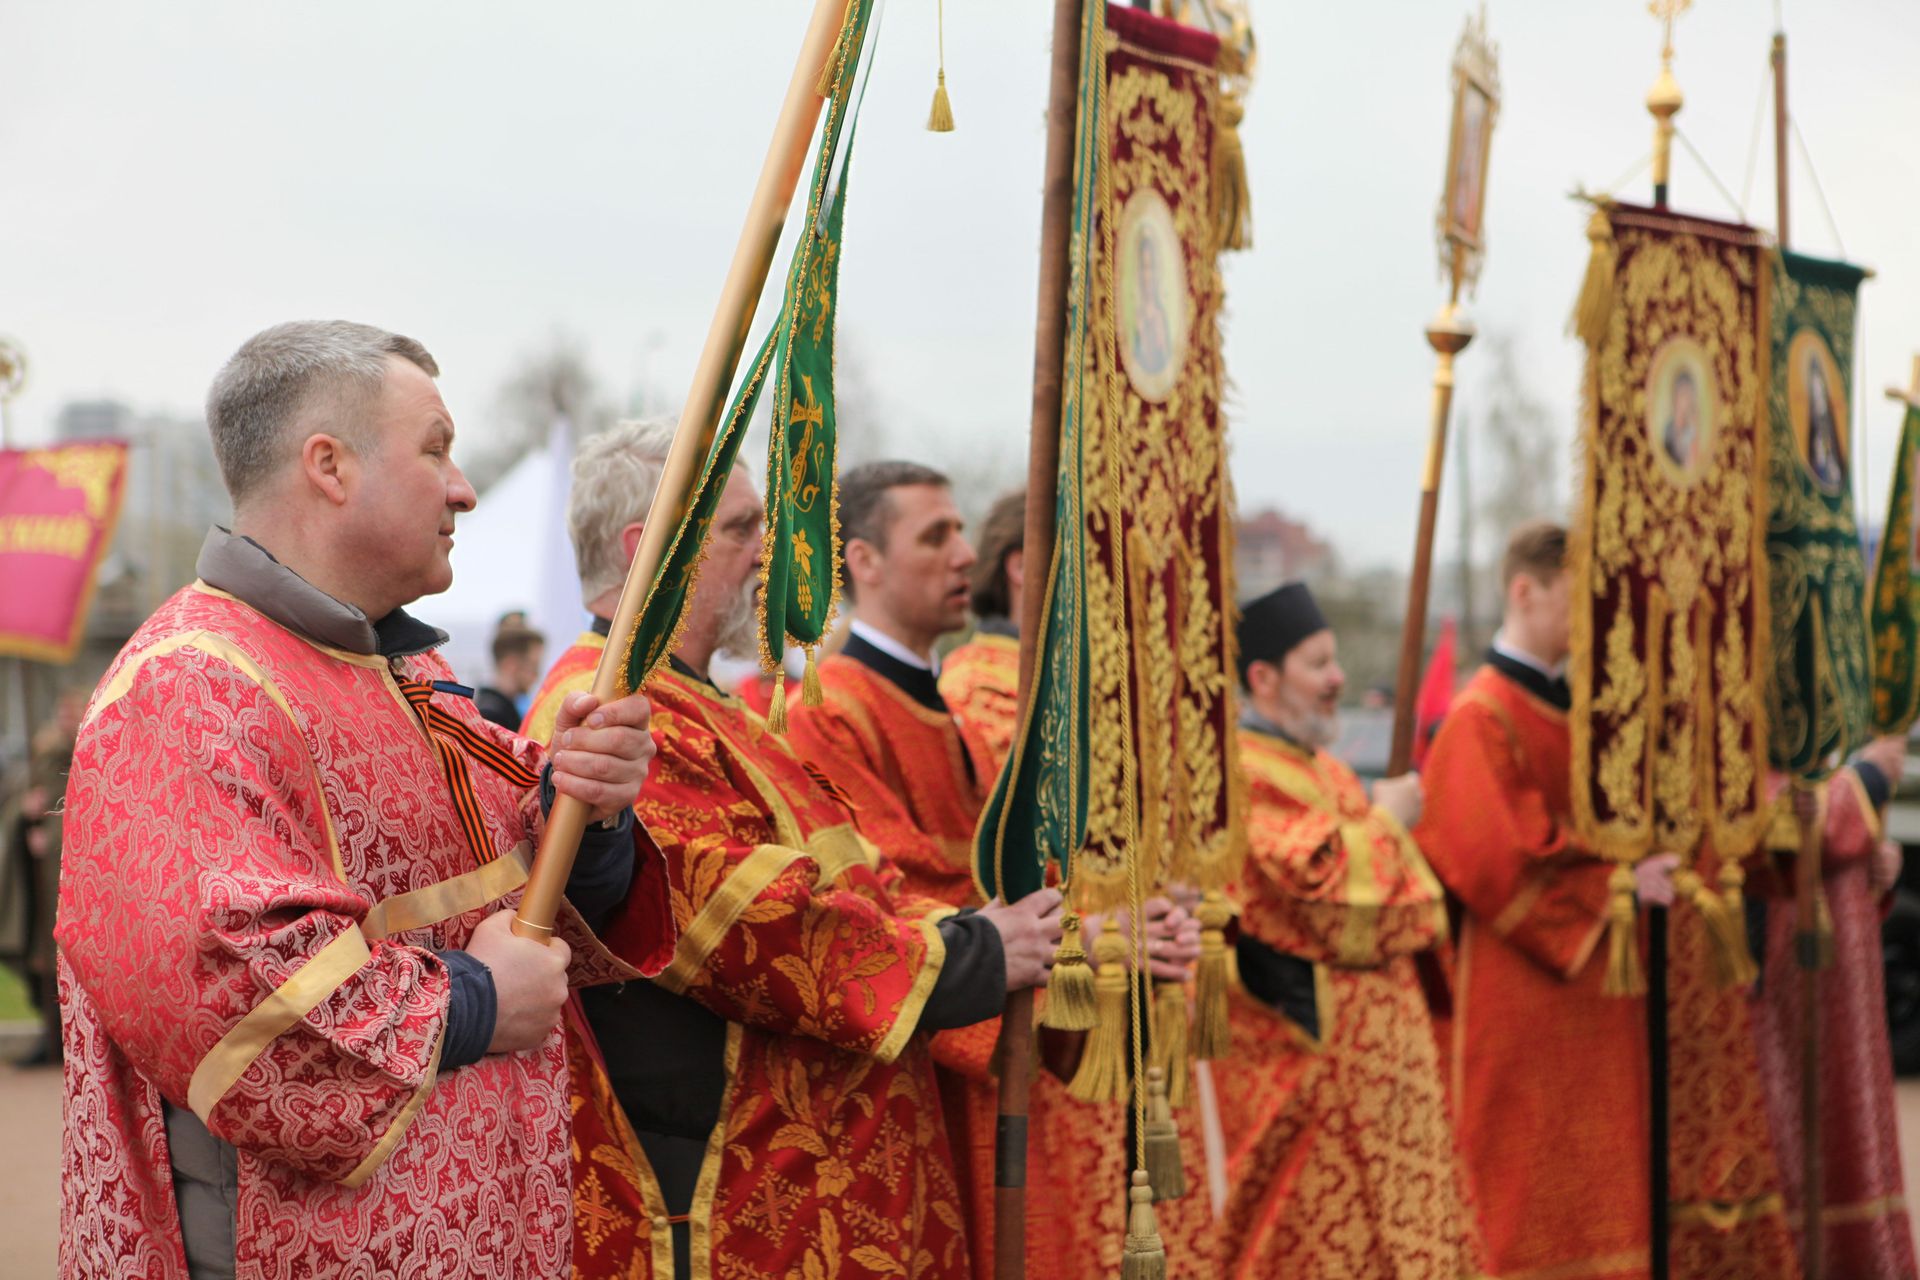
[
  {"x1": 855, "y1": 483, "x2": 976, "y2": 641},
  {"x1": 338, "y1": 358, "x2": 476, "y2": 610},
  {"x1": 1518, "y1": 569, "x2": 1574, "y2": 664},
  {"x1": 687, "y1": 469, "x2": 766, "y2": 658},
  {"x1": 500, "y1": 644, "x2": 545, "y2": 695},
  {"x1": 1258, "y1": 629, "x2": 1344, "y2": 748}
]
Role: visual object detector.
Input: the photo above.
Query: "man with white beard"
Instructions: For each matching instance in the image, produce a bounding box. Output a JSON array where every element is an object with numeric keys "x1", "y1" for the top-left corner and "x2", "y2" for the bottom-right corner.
[{"x1": 522, "y1": 420, "x2": 1062, "y2": 1280}]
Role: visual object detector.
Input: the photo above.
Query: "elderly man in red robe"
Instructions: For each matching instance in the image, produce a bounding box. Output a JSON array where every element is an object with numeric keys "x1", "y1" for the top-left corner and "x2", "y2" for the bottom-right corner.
[
  {"x1": 526, "y1": 422, "x2": 1063, "y2": 1280},
  {"x1": 57, "y1": 321, "x2": 675, "y2": 1279}
]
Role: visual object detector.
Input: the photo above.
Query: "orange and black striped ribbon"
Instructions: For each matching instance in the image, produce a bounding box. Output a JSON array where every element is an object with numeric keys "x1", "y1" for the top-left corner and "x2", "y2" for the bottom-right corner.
[{"x1": 397, "y1": 678, "x2": 541, "y2": 869}]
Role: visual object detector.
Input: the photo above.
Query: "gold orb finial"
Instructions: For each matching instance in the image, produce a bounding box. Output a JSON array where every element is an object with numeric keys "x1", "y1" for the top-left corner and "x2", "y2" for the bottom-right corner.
[{"x1": 1646, "y1": 0, "x2": 1691, "y2": 198}]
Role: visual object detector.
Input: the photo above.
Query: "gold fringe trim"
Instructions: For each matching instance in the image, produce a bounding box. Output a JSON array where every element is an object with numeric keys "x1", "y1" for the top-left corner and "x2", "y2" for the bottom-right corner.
[
  {"x1": 1142, "y1": 1067, "x2": 1187, "y2": 1202},
  {"x1": 1676, "y1": 868, "x2": 1759, "y2": 989},
  {"x1": 1602, "y1": 864, "x2": 1645, "y2": 997},
  {"x1": 801, "y1": 645, "x2": 823, "y2": 707},
  {"x1": 1041, "y1": 911, "x2": 1098, "y2": 1031},
  {"x1": 1149, "y1": 981, "x2": 1189, "y2": 1108},
  {"x1": 1211, "y1": 93, "x2": 1251, "y2": 252},
  {"x1": 1067, "y1": 929, "x2": 1131, "y2": 1103},
  {"x1": 1571, "y1": 205, "x2": 1617, "y2": 349},
  {"x1": 767, "y1": 669, "x2": 789, "y2": 734},
  {"x1": 1191, "y1": 890, "x2": 1232, "y2": 1058},
  {"x1": 1120, "y1": 1170, "x2": 1168, "y2": 1280}
]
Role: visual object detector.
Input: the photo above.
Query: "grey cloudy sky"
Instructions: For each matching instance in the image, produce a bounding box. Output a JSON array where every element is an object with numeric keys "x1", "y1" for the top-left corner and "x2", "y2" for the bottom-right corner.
[{"x1": 5, "y1": 0, "x2": 1918, "y2": 566}]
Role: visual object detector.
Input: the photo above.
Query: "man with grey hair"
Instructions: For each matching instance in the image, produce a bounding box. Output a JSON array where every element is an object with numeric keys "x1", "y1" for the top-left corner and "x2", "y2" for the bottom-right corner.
[
  {"x1": 56, "y1": 320, "x2": 677, "y2": 1279},
  {"x1": 523, "y1": 420, "x2": 1061, "y2": 1280}
]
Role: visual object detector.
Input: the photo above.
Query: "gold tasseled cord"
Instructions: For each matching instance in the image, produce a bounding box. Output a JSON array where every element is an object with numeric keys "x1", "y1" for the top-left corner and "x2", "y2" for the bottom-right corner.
[
  {"x1": 1148, "y1": 980, "x2": 1189, "y2": 1108},
  {"x1": 1211, "y1": 93, "x2": 1251, "y2": 252},
  {"x1": 1571, "y1": 204, "x2": 1617, "y2": 348},
  {"x1": 1067, "y1": 927, "x2": 1131, "y2": 1103},
  {"x1": 1041, "y1": 910, "x2": 1098, "y2": 1031},
  {"x1": 1675, "y1": 866, "x2": 1759, "y2": 989},
  {"x1": 1120, "y1": 1169, "x2": 1168, "y2": 1280},
  {"x1": 766, "y1": 669, "x2": 789, "y2": 734},
  {"x1": 1191, "y1": 889, "x2": 1233, "y2": 1058},
  {"x1": 801, "y1": 644, "x2": 823, "y2": 706},
  {"x1": 926, "y1": 0, "x2": 955, "y2": 132},
  {"x1": 1601, "y1": 864, "x2": 1645, "y2": 997},
  {"x1": 1142, "y1": 1066, "x2": 1187, "y2": 1202}
]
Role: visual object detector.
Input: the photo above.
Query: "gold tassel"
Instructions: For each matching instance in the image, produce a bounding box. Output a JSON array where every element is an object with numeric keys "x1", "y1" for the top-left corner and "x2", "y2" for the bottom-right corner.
[
  {"x1": 1676, "y1": 867, "x2": 1759, "y2": 989},
  {"x1": 1067, "y1": 929, "x2": 1131, "y2": 1103},
  {"x1": 801, "y1": 645, "x2": 824, "y2": 707},
  {"x1": 766, "y1": 669, "x2": 789, "y2": 734},
  {"x1": 1571, "y1": 205, "x2": 1617, "y2": 348},
  {"x1": 926, "y1": 0, "x2": 955, "y2": 133},
  {"x1": 1119, "y1": 1170, "x2": 1168, "y2": 1280},
  {"x1": 1191, "y1": 890, "x2": 1233, "y2": 1059},
  {"x1": 1142, "y1": 1067, "x2": 1187, "y2": 1202},
  {"x1": 1148, "y1": 981, "x2": 1189, "y2": 1109},
  {"x1": 1601, "y1": 864, "x2": 1645, "y2": 997},
  {"x1": 815, "y1": 35, "x2": 842, "y2": 99},
  {"x1": 1041, "y1": 910, "x2": 1098, "y2": 1031},
  {"x1": 1211, "y1": 93, "x2": 1252, "y2": 252}
]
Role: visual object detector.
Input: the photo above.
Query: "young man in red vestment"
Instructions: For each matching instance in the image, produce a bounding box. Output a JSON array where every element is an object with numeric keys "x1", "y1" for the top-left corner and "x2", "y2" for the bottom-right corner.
[
  {"x1": 57, "y1": 321, "x2": 675, "y2": 1279},
  {"x1": 1417, "y1": 520, "x2": 1797, "y2": 1280},
  {"x1": 527, "y1": 423, "x2": 1063, "y2": 1280},
  {"x1": 1209, "y1": 581, "x2": 1478, "y2": 1279}
]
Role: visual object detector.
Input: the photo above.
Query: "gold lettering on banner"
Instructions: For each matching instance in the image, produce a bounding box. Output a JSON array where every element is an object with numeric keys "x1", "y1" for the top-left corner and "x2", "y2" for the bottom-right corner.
[
  {"x1": 0, "y1": 513, "x2": 92, "y2": 559},
  {"x1": 25, "y1": 444, "x2": 122, "y2": 519}
]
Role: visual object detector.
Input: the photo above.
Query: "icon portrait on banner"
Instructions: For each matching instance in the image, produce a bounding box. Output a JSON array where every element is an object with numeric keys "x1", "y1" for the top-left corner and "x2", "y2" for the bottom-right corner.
[
  {"x1": 1645, "y1": 338, "x2": 1715, "y2": 485},
  {"x1": 1786, "y1": 329, "x2": 1848, "y2": 496},
  {"x1": 1116, "y1": 188, "x2": 1190, "y2": 404}
]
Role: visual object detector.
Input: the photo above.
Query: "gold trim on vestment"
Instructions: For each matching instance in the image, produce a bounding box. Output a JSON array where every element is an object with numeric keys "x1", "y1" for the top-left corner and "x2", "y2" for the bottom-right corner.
[
  {"x1": 689, "y1": 1021, "x2": 743, "y2": 1280},
  {"x1": 341, "y1": 1031, "x2": 444, "y2": 1189},
  {"x1": 1669, "y1": 1191, "x2": 1786, "y2": 1229},
  {"x1": 875, "y1": 915, "x2": 948, "y2": 1066},
  {"x1": 1336, "y1": 816, "x2": 1385, "y2": 967},
  {"x1": 187, "y1": 925, "x2": 372, "y2": 1121},
  {"x1": 658, "y1": 844, "x2": 807, "y2": 994},
  {"x1": 1785, "y1": 1192, "x2": 1909, "y2": 1229},
  {"x1": 1496, "y1": 1246, "x2": 1651, "y2": 1280},
  {"x1": 803, "y1": 823, "x2": 877, "y2": 886},
  {"x1": 362, "y1": 846, "x2": 529, "y2": 941}
]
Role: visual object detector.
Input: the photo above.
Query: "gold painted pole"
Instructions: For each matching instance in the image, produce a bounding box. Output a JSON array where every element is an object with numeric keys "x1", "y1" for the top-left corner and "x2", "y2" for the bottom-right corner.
[
  {"x1": 513, "y1": 0, "x2": 849, "y2": 941},
  {"x1": 1387, "y1": 292, "x2": 1474, "y2": 777},
  {"x1": 1772, "y1": 32, "x2": 1790, "y2": 249}
]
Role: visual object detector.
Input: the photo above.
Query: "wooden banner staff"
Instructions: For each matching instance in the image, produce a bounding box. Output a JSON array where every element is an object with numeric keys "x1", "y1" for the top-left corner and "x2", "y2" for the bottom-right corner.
[
  {"x1": 992, "y1": 2, "x2": 1085, "y2": 1275},
  {"x1": 512, "y1": 0, "x2": 849, "y2": 940}
]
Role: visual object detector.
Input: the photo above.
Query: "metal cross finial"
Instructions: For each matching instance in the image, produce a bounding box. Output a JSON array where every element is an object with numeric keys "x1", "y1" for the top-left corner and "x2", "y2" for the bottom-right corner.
[{"x1": 1650, "y1": 0, "x2": 1691, "y2": 64}]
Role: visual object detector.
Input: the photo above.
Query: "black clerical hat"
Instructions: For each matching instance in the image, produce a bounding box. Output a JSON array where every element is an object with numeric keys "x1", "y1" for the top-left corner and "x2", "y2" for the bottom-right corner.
[{"x1": 1237, "y1": 582, "x2": 1329, "y2": 683}]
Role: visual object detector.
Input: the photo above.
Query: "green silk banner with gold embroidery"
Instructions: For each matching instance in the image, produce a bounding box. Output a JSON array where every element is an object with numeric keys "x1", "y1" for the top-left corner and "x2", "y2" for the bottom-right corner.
[
  {"x1": 1764, "y1": 249, "x2": 1870, "y2": 778},
  {"x1": 616, "y1": 0, "x2": 875, "y2": 696},
  {"x1": 1871, "y1": 400, "x2": 1920, "y2": 734}
]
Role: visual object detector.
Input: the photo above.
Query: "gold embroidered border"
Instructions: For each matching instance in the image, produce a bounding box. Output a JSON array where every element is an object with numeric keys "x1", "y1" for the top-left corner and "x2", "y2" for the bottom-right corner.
[
  {"x1": 341, "y1": 1032, "x2": 443, "y2": 1189},
  {"x1": 187, "y1": 924, "x2": 372, "y2": 1121},
  {"x1": 1497, "y1": 1247, "x2": 1651, "y2": 1280},
  {"x1": 362, "y1": 846, "x2": 529, "y2": 941},
  {"x1": 874, "y1": 915, "x2": 948, "y2": 1066},
  {"x1": 1335, "y1": 818, "x2": 1384, "y2": 967},
  {"x1": 689, "y1": 1021, "x2": 744, "y2": 1280},
  {"x1": 804, "y1": 823, "x2": 876, "y2": 887},
  {"x1": 658, "y1": 844, "x2": 806, "y2": 994}
]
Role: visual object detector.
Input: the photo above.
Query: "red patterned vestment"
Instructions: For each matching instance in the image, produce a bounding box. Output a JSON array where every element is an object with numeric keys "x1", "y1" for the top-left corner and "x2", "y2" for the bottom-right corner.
[
  {"x1": 1419, "y1": 663, "x2": 1799, "y2": 1280},
  {"x1": 56, "y1": 585, "x2": 672, "y2": 1279},
  {"x1": 1751, "y1": 773, "x2": 1917, "y2": 1279},
  {"x1": 527, "y1": 638, "x2": 971, "y2": 1280},
  {"x1": 937, "y1": 633, "x2": 1021, "y2": 769},
  {"x1": 1213, "y1": 728, "x2": 1478, "y2": 1280}
]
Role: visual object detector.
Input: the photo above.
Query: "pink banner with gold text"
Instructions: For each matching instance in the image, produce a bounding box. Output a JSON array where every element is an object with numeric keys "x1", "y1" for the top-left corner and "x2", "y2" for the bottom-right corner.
[{"x1": 0, "y1": 440, "x2": 129, "y2": 663}]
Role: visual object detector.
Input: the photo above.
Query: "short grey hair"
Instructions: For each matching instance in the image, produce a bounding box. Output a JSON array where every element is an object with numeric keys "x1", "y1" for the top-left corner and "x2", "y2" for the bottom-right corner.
[
  {"x1": 569, "y1": 419, "x2": 676, "y2": 604},
  {"x1": 206, "y1": 320, "x2": 439, "y2": 504}
]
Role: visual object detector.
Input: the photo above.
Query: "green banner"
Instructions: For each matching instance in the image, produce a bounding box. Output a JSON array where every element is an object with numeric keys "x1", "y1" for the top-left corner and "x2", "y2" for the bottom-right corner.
[
  {"x1": 616, "y1": 1, "x2": 875, "y2": 696},
  {"x1": 975, "y1": 0, "x2": 1104, "y2": 902},
  {"x1": 1872, "y1": 400, "x2": 1920, "y2": 735},
  {"x1": 1765, "y1": 249, "x2": 1871, "y2": 777},
  {"x1": 760, "y1": 1, "x2": 876, "y2": 679}
]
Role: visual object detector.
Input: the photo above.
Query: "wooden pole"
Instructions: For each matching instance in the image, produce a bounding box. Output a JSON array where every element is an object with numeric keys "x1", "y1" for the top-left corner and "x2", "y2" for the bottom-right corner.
[
  {"x1": 1387, "y1": 294, "x2": 1473, "y2": 777},
  {"x1": 992, "y1": 2, "x2": 1084, "y2": 1275},
  {"x1": 1772, "y1": 32, "x2": 1790, "y2": 250},
  {"x1": 1648, "y1": 901, "x2": 1671, "y2": 1280},
  {"x1": 513, "y1": 0, "x2": 848, "y2": 940}
]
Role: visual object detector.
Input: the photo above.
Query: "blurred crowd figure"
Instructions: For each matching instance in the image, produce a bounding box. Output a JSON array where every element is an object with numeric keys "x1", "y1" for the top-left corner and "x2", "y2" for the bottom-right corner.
[
  {"x1": 1, "y1": 687, "x2": 85, "y2": 1067},
  {"x1": 475, "y1": 616, "x2": 545, "y2": 730}
]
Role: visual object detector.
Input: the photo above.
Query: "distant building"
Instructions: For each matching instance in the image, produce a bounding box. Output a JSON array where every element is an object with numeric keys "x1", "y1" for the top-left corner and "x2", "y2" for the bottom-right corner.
[{"x1": 1234, "y1": 506, "x2": 1333, "y2": 598}]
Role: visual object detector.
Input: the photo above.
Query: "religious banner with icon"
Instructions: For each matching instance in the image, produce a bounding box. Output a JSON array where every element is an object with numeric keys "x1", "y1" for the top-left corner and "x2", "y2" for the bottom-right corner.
[
  {"x1": 1763, "y1": 250, "x2": 1870, "y2": 777},
  {"x1": 0, "y1": 439, "x2": 130, "y2": 663},
  {"x1": 1567, "y1": 201, "x2": 1773, "y2": 870},
  {"x1": 1870, "y1": 390, "x2": 1920, "y2": 735},
  {"x1": 1437, "y1": 6, "x2": 1497, "y2": 282}
]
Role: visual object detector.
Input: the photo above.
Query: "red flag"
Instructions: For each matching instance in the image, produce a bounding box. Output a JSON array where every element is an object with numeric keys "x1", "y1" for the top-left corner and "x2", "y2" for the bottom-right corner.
[
  {"x1": 1411, "y1": 617, "x2": 1457, "y2": 771},
  {"x1": 0, "y1": 439, "x2": 129, "y2": 663}
]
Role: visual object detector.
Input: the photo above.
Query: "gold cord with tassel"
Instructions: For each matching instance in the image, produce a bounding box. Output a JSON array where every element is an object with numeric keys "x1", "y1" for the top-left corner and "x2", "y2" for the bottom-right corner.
[
  {"x1": 1120, "y1": 1170, "x2": 1168, "y2": 1280},
  {"x1": 766, "y1": 669, "x2": 789, "y2": 734},
  {"x1": 1143, "y1": 1066, "x2": 1187, "y2": 1202},
  {"x1": 926, "y1": 0, "x2": 955, "y2": 132},
  {"x1": 1148, "y1": 981, "x2": 1189, "y2": 1109},
  {"x1": 1601, "y1": 864, "x2": 1645, "y2": 997},
  {"x1": 1211, "y1": 93, "x2": 1251, "y2": 252},
  {"x1": 1675, "y1": 866, "x2": 1759, "y2": 989},
  {"x1": 1191, "y1": 889, "x2": 1233, "y2": 1058},
  {"x1": 1066, "y1": 928, "x2": 1131, "y2": 1103},
  {"x1": 815, "y1": 35, "x2": 842, "y2": 98},
  {"x1": 1571, "y1": 205, "x2": 1617, "y2": 348},
  {"x1": 801, "y1": 644, "x2": 824, "y2": 706},
  {"x1": 1041, "y1": 909, "x2": 1098, "y2": 1031}
]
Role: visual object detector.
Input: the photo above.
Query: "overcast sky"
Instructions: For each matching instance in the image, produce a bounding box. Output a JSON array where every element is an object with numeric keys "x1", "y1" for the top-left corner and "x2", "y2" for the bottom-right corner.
[{"x1": 5, "y1": 0, "x2": 1918, "y2": 566}]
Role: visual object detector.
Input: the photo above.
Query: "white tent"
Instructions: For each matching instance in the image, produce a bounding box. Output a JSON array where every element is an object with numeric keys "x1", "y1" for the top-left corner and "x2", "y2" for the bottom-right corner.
[{"x1": 425, "y1": 420, "x2": 588, "y2": 690}]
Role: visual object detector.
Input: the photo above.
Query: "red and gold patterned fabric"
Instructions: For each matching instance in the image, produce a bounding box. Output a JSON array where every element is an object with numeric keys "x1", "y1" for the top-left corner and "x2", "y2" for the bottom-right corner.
[
  {"x1": 528, "y1": 637, "x2": 969, "y2": 1280},
  {"x1": 56, "y1": 585, "x2": 671, "y2": 1279},
  {"x1": 1751, "y1": 773, "x2": 1917, "y2": 1278},
  {"x1": 1212, "y1": 728, "x2": 1476, "y2": 1279},
  {"x1": 939, "y1": 633, "x2": 1021, "y2": 770}
]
